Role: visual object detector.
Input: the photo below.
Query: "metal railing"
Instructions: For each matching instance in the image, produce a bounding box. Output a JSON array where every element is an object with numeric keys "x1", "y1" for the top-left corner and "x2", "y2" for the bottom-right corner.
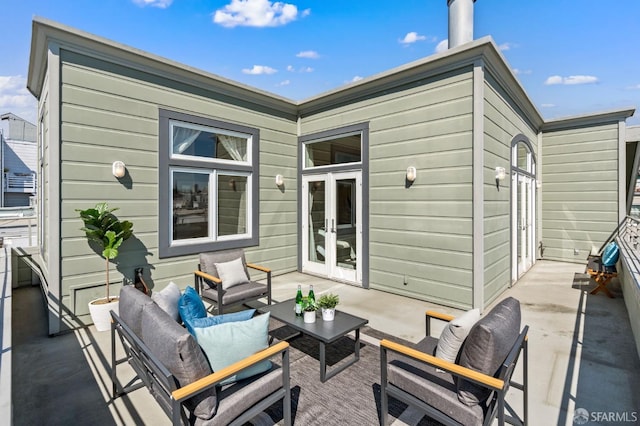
[
  {"x1": 3, "y1": 173, "x2": 36, "y2": 193},
  {"x1": 618, "y1": 216, "x2": 640, "y2": 276}
]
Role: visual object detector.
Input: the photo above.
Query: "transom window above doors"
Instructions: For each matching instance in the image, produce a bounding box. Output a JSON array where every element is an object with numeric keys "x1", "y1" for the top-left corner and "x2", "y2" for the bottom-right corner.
[
  {"x1": 159, "y1": 109, "x2": 259, "y2": 258},
  {"x1": 304, "y1": 133, "x2": 362, "y2": 169},
  {"x1": 514, "y1": 139, "x2": 535, "y2": 176}
]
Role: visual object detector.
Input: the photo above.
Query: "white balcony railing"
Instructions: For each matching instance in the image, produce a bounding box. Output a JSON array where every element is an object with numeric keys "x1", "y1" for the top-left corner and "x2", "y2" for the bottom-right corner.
[{"x1": 4, "y1": 173, "x2": 36, "y2": 193}]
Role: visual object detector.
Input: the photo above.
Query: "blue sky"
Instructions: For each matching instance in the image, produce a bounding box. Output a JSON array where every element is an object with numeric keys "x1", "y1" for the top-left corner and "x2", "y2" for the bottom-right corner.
[{"x1": 1, "y1": 0, "x2": 639, "y2": 127}]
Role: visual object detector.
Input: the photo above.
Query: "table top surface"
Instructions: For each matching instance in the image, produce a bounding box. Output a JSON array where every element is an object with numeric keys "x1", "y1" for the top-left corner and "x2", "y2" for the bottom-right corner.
[{"x1": 256, "y1": 299, "x2": 368, "y2": 343}]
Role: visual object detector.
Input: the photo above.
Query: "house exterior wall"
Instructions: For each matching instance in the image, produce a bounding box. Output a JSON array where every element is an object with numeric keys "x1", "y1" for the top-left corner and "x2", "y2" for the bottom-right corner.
[
  {"x1": 300, "y1": 67, "x2": 475, "y2": 309},
  {"x1": 56, "y1": 48, "x2": 298, "y2": 328},
  {"x1": 541, "y1": 121, "x2": 622, "y2": 262},
  {"x1": 482, "y1": 72, "x2": 539, "y2": 304}
]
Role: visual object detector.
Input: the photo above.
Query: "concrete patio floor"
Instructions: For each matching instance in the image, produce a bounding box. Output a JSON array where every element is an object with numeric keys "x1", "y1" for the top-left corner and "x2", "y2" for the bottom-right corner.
[{"x1": 5, "y1": 251, "x2": 640, "y2": 425}]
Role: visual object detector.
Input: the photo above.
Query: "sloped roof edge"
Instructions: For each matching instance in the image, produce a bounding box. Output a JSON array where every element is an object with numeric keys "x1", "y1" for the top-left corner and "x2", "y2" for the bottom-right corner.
[
  {"x1": 297, "y1": 36, "x2": 545, "y2": 129},
  {"x1": 541, "y1": 107, "x2": 636, "y2": 132},
  {"x1": 27, "y1": 17, "x2": 298, "y2": 119}
]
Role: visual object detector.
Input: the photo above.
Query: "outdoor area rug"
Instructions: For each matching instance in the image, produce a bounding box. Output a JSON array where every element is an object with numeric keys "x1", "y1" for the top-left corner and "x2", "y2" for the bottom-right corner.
[{"x1": 249, "y1": 321, "x2": 442, "y2": 426}]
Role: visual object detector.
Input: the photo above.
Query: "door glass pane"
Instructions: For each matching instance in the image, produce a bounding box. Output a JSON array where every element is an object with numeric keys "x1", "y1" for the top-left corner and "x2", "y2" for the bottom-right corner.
[
  {"x1": 517, "y1": 143, "x2": 529, "y2": 172},
  {"x1": 335, "y1": 179, "x2": 356, "y2": 270},
  {"x1": 217, "y1": 174, "x2": 247, "y2": 237},
  {"x1": 305, "y1": 135, "x2": 361, "y2": 168},
  {"x1": 173, "y1": 171, "x2": 209, "y2": 240},
  {"x1": 308, "y1": 180, "x2": 326, "y2": 265},
  {"x1": 517, "y1": 176, "x2": 523, "y2": 265}
]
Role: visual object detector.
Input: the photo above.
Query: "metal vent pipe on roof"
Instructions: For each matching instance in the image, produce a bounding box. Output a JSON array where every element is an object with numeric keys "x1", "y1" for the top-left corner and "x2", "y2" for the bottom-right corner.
[{"x1": 448, "y1": 0, "x2": 476, "y2": 49}]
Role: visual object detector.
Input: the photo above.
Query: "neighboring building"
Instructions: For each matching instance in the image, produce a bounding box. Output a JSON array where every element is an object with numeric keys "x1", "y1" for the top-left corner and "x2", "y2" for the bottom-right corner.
[
  {"x1": 627, "y1": 126, "x2": 640, "y2": 217},
  {"x1": 0, "y1": 113, "x2": 37, "y2": 207},
  {"x1": 27, "y1": 8, "x2": 636, "y2": 334}
]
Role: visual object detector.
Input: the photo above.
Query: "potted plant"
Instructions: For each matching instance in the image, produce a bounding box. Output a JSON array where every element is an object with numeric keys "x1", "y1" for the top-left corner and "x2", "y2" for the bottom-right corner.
[
  {"x1": 77, "y1": 202, "x2": 133, "y2": 331},
  {"x1": 302, "y1": 297, "x2": 317, "y2": 323},
  {"x1": 317, "y1": 293, "x2": 340, "y2": 321}
]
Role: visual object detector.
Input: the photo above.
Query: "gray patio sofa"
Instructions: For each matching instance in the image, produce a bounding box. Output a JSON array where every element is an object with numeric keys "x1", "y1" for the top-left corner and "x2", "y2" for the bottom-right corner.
[{"x1": 111, "y1": 285, "x2": 291, "y2": 425}]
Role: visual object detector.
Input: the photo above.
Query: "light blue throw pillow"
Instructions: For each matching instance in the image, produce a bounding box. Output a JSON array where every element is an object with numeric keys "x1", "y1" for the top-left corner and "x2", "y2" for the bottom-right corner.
[
  {"x1": 189, "y1": 309, "x2": 256, "y2": 331},
  {"x1": 194, "y1": 312, "x2": 271, "y2": 385},
  {"x1": 179, "y1": 286, "x2": 207, "y2": 334},
  {"x1": 602, "y1": 241, "x2": 620, "y2": 267}
]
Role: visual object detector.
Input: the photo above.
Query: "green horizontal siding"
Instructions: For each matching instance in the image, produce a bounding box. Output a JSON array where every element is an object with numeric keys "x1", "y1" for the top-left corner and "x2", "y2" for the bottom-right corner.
[
  {"x1": 542, "y1": 123, "x2": 620, "y2": 261},
  {"x1": 58, "y1": 48, "x2": 298, "y2": 323}
]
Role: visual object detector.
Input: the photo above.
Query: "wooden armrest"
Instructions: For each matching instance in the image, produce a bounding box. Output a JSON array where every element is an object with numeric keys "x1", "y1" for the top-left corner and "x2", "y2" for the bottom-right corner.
[
  {"x1": 380, "y1": 339, "x2": 503, "y2": 391},
  {"x1": 247, "y1": 263, "x2": 271, "y2": 273},
  {"x1": 425, "y1": 310, "x2": 455, "y2": 323},
  {"x1": 194, "y1": 270, "x2": 221, "y2": 284},
  {"x1": 172, "y1": 341, "x2": 289, "y2": 402}
]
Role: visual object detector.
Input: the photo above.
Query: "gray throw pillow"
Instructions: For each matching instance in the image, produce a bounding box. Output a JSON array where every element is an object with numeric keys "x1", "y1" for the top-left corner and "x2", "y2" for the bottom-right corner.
[
  {"x1": 141, "y1": 302, "x2": 217, "y2": 420},
  {"x1": 118, "y1": 285, "x2": 153, "y2": 337},
  {"x1": 457, "y1": 297, "x2": 521, "y2": 406},
  {"x1": 215, "y1": 257, "x2": 250, "y2": 290},
  {"x1": 151, "y1": 281, "x2": 181, "y2": 322},
  {"x1": 435, "y1": 308, "x2": 480, "y2": 363}
]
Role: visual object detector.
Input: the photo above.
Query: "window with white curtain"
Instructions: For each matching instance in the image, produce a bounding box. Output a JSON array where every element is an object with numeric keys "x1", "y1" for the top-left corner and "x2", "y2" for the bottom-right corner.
[{"x1": 159, "y1": 109, "x2": 259, "y2": 258}]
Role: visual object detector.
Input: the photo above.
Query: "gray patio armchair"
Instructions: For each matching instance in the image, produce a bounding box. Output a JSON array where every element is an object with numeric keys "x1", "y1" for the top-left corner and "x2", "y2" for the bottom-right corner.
[
  {"x1": 380, "y1": 297, "x2": 528, "y2": 426},
  {"x1": 194, "y1": 248, "x2": 272, "y2": 314}
]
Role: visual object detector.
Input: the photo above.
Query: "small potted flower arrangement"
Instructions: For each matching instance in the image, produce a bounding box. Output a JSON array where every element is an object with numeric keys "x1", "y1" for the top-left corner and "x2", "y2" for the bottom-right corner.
[
  {"x1": 317, "y1": 293, "x2": 339, "y2": 321},
  {"x1": 302, "y1": 297, "x2": 318, "y2": 323}
]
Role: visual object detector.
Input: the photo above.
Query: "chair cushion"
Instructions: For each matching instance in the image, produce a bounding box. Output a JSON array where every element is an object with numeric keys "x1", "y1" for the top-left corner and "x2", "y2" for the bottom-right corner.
[
  {"x1": 179, "y1": 286, "x2": 208, "y2": 334},
  {"x1": 457, "y1": 297, "x2": 521, "y2": 406},
  {"x1": 194, "y1": 312, "x2": 272, "y2": 385},
  {"x1": 387, "y1": 336, "x2": 483, "y2": 426},
  {"x1": 435, "y1": 309, "x2": 480, "y2": 363},
  {"x1": 151, "y1": 281, "x2": 181, "y2": 322},
  {"x1": 194, "y1": 365, "x2": 283, "y2": 426},
  {"x1": 141, "y1": 302, "x2": 217, "y2": 420},
  {"x1": 189, "y1": 309, "x2": 256, "y2": 330},
  {"x1": 200, "y1": 249, "x2": 250, "y2": 283},
  {"x1": 215, "y1": 257, "x2": 250, "y2": 290},
  {"x1": 118, "y1": 285, "x2": 153, "y2": 337},
  {"x1": 201, "y1": 281, "x2": 267, "y2": 305}
]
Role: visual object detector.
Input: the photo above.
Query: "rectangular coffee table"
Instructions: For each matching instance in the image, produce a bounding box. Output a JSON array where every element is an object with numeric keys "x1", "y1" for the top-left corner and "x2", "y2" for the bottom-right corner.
[{"x1": 256, "y1": 299, "x2": 368, "y2": 382}]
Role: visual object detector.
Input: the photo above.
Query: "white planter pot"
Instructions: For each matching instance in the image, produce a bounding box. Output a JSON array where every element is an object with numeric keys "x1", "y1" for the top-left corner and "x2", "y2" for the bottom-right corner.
[
  {"x1": 321, "y1": 308, "x2": 336, "y2": 321},
  {"x1": 303, "y1": 310, "x2": 316, "y2": 323},
  {"x1": 88, "y1": 297, "x2": 119, "y2": 332}
]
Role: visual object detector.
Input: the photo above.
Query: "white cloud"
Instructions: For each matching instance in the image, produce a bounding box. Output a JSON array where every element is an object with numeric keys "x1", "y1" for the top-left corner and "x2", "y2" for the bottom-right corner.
[
  {"x1": 513, "y1": 68, "x2": 532, "y2": 75},
  {"x1": 296, "y1": 50, "x2": 319, "y2": 59},
  {"x1": 286, "y1": 65, "x2": 295, "y2": 72},
  {"x1": 544, "y1": 75, "x2": 599, "y2": 85},
  {"x1": 132, "y1": 0, "x2": 173, "y2": 8},
  {"x1": 214, "y1": 0, "x2": 310, "y2": 28},
  {"x1": 498, "y1": 42, "x2": 516, "y2": 51},
  {"x1": 626, "y1": 84, "x2": 640, "y2": 90},
  {"x1": 541, "y1": 103, "x2": 556, "y2": 108},
  {"x1": 242, "y1": 65, "x2": 277, "y2": 75},
  {"x1": 276, "y1": 80, "x2": 290, "y2": 87},
  {"x1": 300, "y1": 67, "x2": 313, "y2": 73},
  {"x1": 0, "y1": 75, "x2": 37, "y2": 123},
  {"x1": 435, "y1": 39, "x2": 448, "y2": 53},
  {"x1": 399, "y1": 32, "x2": 427, "y2": 45},
  {"x1": 351, "y1": 76, "x2": 363, "y2": 83}
]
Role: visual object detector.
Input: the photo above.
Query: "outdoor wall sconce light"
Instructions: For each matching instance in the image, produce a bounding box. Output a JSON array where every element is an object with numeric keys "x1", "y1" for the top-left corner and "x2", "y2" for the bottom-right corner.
[
  {"x1": 495, "y1": 166, "x2": 506, "y2": 190},
  {"x1": 112, "y1": 161, "x2": 126, "y2": 178},
  {"x1": 406, "y1": 166, "x2": 417, "y2": 183},
  {"x1": 275, "y1": 174, "x2": 284, "y2": 186}
]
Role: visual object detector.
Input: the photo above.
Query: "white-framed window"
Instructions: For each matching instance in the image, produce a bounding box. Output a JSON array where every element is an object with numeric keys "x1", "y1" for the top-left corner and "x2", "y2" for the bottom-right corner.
[{"x1": 159, "y1": 110, "x2": 259, "y2": 258}]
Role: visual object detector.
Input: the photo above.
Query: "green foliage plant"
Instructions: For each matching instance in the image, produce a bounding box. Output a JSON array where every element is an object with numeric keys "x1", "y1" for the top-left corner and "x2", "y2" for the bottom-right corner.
[
  {"x1": 77, "y1": 202, "x2": 134, "y2": 303},
  {"x1": 317, "y1": 293, "x2": 340, "y2": 309}
]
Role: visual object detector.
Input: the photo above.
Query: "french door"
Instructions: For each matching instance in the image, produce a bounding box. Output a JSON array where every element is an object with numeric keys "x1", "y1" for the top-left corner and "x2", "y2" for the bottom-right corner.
[
  {"x1": 302, "y1": 171, "x2": 362, "y2": 284},
  {"x1": 512, "y1": 172, "x2": 535, "y2": 281}
]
